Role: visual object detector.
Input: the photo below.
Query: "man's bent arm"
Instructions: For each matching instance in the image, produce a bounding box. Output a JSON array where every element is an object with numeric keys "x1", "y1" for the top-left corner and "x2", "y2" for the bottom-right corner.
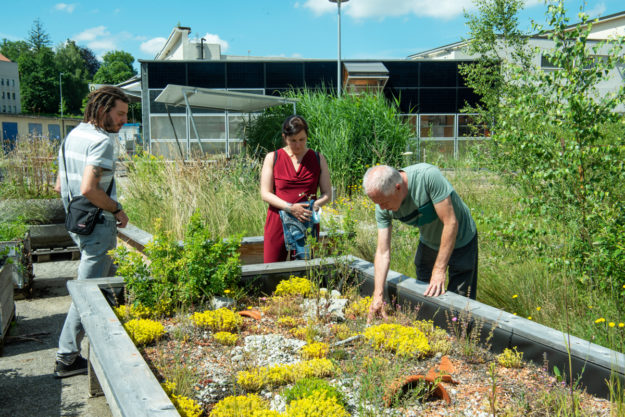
[
  {"x1": 368, "y1": 225, "x2": 392, "y2": 322},
  {"x1": 79, "y1": 165, "x2": 129, "y2": 227},
  {"x1": 424, "y1": 196, "x2": 458, "y2": 297},
  {"x1": 80, "y1": 165, "x2": 118, "y2": 211}
]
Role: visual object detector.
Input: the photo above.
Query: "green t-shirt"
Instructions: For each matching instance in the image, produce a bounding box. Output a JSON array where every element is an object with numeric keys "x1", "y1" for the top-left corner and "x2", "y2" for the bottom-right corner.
[{"x1": 375, "y1": 164, "x2": 476, "y2": 250}]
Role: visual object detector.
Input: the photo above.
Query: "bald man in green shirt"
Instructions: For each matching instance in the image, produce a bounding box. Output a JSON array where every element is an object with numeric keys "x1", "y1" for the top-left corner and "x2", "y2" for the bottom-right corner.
[{"x1": 362, "y1": 164, "x2": 478, "y2": 322}]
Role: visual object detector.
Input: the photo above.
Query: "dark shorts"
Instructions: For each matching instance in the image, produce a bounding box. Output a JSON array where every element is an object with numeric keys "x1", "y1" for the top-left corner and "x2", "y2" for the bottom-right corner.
[{"x1": 414, "y1": 233, "x2": 478, "y2": 299}]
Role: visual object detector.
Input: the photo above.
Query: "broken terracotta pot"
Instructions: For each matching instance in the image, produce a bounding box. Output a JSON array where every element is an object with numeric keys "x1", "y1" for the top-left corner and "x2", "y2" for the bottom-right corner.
[
  {"x1": 383, "y1": 355, "x2": 458, "y2": 407},
  {"x1": 237, "y1": 310, "x2": 262, "y2": 320}
]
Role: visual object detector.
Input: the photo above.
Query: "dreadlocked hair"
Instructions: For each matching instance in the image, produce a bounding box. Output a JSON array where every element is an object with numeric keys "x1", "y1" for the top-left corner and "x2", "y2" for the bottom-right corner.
[{"x1": 83, "y1": 86, "x2": 129, "y2": 128}]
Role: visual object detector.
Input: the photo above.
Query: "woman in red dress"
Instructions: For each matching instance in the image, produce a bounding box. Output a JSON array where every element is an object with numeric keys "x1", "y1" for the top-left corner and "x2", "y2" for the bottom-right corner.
[{"x1": 260, "y1": 115, "x2": 332, "y2": 263}]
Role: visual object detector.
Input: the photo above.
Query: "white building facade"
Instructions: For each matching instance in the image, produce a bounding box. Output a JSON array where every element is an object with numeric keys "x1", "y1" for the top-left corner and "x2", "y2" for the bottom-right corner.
[{"x1": 0, "y1": 53, "x2": 20, "y2": 114}]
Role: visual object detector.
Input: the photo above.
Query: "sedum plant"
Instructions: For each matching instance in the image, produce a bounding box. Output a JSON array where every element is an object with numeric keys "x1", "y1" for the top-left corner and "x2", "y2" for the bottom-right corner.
[
  {"x1": 300, "y1": 342, "x2": 329, "y2": 359},
  {"x1": 236, "y1": 358, "x2": 335, "y2": 391},
  {"x1": 213, "y1": 331, "x2": 238, "y2": 346},
  {"x1": 285, "y1": 389, "x2": 349, "y2": 417},
  {"x1": 162, "y1": 381, "x2": 203, "y2": 417},
  {"x1": 210, "y1": 394, "x2": 270, "y2": 417},
  {"x1": 191, "y1": 308, "x2": 243, "y2": 332},
  {"x1": 283, "y1": 377, "x2": 346, "y2": 407},
  {"x1": 345, "y1": 296, "x2": 372, "y2": 319},
  {"x1": 497, "y1": 347, "x2": 524, "y2": 368},
  {"x1": 363, "y1": 323, "x2": 431, "y2": 358},
  {"x1": 274, "y1": 276, "x2": 313, "y2": 297},
  {"x1": 123, "y1": 319, "x2": 165, "y2": 345}
]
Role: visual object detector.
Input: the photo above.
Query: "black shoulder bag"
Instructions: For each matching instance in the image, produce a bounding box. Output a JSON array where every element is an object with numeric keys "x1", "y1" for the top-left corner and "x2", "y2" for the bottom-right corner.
[{"x1": 61, "y1": 139, "x2": 114, "y2": 235}]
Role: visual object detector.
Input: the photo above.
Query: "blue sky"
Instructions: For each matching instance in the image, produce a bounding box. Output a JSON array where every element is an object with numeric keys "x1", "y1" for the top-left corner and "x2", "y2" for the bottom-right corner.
[{"x1": 1, "y1": 0, "x2": 623, "y2": 64}]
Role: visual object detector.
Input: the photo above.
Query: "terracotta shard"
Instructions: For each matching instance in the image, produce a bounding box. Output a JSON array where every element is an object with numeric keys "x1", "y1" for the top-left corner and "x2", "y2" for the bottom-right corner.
[
  {"x1": 426, "y1": 355, "x2": 458, "y2": 384},
  {"x1": 384, "y1": 355, "x2": 458, "y2": 406},
  {"x1": 384, "y1": 374, "x2": 452, "y2": 406},
  {"x1": 237, "y1": 310, "x2": 262, "y2": 320}
]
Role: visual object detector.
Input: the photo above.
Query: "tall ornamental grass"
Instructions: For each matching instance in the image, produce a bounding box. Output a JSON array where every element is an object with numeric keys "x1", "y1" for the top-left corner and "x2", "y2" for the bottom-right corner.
[
  {"x1": 244, "y1": 89, "x2": 412, "y2": 192},
  {"x1": 0, "y1": 135, "x2": 58, "y2": 199},
  {"x1": 120, "y1": 152, "x2": 266, "y2": 240}
]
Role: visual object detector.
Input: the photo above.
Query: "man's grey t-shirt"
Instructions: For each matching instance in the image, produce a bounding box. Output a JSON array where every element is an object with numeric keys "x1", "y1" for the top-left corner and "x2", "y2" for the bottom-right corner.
[
  {"x1": 375, "y1": 164, "x2": 476, "y2": 250},
  {"x1": 58, "y1": 122, "x2": 117, "y2": 221}
]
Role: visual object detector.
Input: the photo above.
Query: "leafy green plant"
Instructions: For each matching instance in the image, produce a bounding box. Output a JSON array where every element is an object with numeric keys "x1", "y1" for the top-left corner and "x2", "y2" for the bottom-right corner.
[
  {"x1": 0, "y1": 218, "x2": 28, "y2": 242},
  {"x1": 462, "y1": 0, "x2": 625, "y2": 295},
  {"x1": 283, "y1": 377, "x2": 345, "y2": 406},
  {"x1": 111, "y1": 210, "x2": 242, "y2": 313}
]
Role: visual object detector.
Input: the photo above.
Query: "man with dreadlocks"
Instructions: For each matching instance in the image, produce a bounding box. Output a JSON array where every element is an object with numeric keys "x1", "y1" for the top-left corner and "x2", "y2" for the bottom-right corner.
[{"x1": 53, "y1": 85, "x2": 130, "y2": 378}]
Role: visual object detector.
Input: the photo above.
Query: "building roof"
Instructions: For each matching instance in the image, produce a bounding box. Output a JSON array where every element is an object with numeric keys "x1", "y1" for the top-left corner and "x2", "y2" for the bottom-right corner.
[
  {"x1": 343, "y1": 62, "x2": 389, "y2": 75},
  {"x1": 0, "y1": 53, "x2": 11, "y2": 62},
  {"x1": 154, "y1": 84, "x2": 298, "y2": 112},
  {"x1": 408, "y1": 9, "x2": 625, "y2": 59}
]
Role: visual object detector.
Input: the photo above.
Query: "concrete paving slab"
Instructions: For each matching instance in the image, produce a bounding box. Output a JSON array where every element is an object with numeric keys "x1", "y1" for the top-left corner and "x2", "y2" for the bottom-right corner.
[{"x1": 0, "y1": 260, "x2": 112, "y2": 417}]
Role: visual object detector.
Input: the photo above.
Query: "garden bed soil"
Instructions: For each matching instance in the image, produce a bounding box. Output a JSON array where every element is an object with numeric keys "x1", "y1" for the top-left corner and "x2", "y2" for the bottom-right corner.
[{"x1": 137, "y1": 294, "x2": 613, "y2": 417}]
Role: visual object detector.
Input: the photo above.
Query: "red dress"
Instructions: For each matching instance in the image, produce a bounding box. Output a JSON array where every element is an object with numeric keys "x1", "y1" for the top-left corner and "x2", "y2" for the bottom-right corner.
[{"x1": 264, "y1": 148, "x2": 321, "y2": 263}]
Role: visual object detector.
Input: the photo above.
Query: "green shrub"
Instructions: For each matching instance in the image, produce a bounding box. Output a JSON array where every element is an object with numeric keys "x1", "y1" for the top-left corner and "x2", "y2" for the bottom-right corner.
[
  {"x1": 283, "y1": 377, "x2": 345, "y2": 407},
  {"x1": 111, "y1": 210, "x2": 241, "y2": 312},
  {"x1": 0, "y1": 218, "x2": 28, "y2": 241}
]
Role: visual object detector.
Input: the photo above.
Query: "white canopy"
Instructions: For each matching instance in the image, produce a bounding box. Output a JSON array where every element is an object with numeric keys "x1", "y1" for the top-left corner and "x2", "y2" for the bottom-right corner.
[
  {"x1": 154, "y1": 84, "x2": 298, "y2": 112},
  {"x1": 154, "y1": 84, "x2": 297, "y2": 158}
]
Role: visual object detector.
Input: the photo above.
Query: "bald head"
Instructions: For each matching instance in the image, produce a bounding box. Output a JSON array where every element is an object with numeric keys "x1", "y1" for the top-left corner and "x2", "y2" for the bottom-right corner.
[{"x1": 363, "y1": 165, "x2": 402, "y2": 196}]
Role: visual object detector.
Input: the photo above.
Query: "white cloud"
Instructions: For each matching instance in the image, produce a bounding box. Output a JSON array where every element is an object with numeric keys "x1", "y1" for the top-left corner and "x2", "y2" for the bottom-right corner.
[
  {"x1": 72, "y1": 26, "x2": 122, "y2": 54},
  {"x1": 55, "y1": 3, "x2": 77, "y2": 13},
  {"x1": 74, "y1": 26, "x2": 110, "y2": 42},
  {"x1": 140, "y1": 37, "x2": 167, "y2": 56},
  {"x1": 302, "y1": 0, "x2": 474, "y2": 20},
  {"x1": 88, "y1": 39, "x2": 117, "y2": 51},
  {"x1": 199, "y1": 33, "x2": 229, "y2": 52}
]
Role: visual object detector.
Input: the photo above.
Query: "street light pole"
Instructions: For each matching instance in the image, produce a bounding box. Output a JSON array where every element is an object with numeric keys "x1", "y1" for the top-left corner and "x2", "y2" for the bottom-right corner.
[
  {"x1": 329, "y1": 0, "x2": 349, "y2": 98},
  {"x1": 59, "y1": 72, "x2": 64, "y2": 120}
]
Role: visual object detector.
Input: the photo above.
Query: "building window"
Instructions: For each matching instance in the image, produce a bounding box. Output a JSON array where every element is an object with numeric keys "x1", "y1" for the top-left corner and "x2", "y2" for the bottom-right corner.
[
  {"x1": 28, "y1": 123, "x2": 43, "y2": 137},
  {"x1": 12, "y1": 92, "x2": 15, "y2": 100},
  {"x1": 420, "y1": 115, "x2": 455, "y2": 138},
  {"x1": 1, "y1": 91, "x2": 4, "y2": 99}
]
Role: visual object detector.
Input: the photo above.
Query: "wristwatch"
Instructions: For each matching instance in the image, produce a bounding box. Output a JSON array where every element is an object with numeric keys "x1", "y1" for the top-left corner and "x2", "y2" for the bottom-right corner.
[
  {"x1": 285, "y1": 203, "x2": 293, "y2": 214},
  {"x1": 112, "y1": 202, "x2": 123, "y2": 215}
]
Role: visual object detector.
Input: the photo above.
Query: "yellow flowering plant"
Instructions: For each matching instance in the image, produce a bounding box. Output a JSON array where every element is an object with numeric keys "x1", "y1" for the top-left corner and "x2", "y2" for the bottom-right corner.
[
  {"x1": 191, "y1": 308, "x2": 243, "y2": 332},
  {"x1": 274, "y1": 275, "x2": 313, "y2": 297},
  {"x1": 213, "y1": 331, "x2": 239, "y2": 346},
  {"x1": 363, "y1": 323, "x2": 431, "y2": 358},
  {"x1": 497, "y1": 347, "x2": 524, "y2": 368},
  {"x1": 236, "y1": 358, "x2": 334, "y2": 391},
  {"x1": 300, "y1": 342, "x2": 329, "y2": 359},
  {"x1": 123, "y1": 318, "x2": 165, "y2": 345}
]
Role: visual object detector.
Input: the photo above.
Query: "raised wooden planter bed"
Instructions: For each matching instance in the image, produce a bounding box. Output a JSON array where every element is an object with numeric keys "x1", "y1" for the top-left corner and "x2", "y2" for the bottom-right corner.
[
  {"x1": 65, "y1": 225, "x2": 625, "y2": 415},
  {"x1": 117, "y1": 223, "x2": 346, "y2": 265},
  {"x1": 0, "y1": 259, "x2": 16, "y2": 351},
  {"x1": 0, "y1": 235, "x2": 33, "y2": 294}
]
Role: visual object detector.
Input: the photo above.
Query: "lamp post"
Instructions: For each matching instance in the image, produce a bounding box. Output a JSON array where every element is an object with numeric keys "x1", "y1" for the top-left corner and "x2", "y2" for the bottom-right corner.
[
  {"x1": 59, "y1": 72, "x2": 64, "y2": 120},
  {"x1": 329, "y1": 0, "x2": 348, "y2": 98}
]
